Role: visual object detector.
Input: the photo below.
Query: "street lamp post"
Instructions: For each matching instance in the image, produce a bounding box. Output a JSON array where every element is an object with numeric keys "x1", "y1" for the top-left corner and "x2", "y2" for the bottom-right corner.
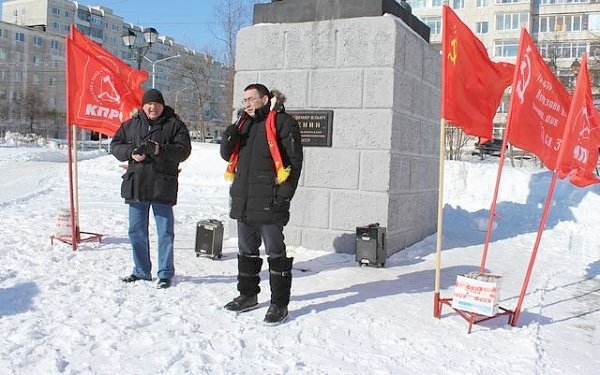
[
  {"x1": 121, "y1": 27, "x2": 159, "y2": 70},
  {"x1": 144, "y1": 54, "x2": 181, "y2": 89},
  {"x1": 121, "y1": 28, "x2": 180, "y2": 88}
]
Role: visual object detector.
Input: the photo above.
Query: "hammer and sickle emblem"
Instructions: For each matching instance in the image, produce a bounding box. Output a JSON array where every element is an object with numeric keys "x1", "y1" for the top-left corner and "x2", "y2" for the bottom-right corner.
[
  {"x1": 516, "y1": 47, "x2": 532, "y2": 104},
  {"x1": 447, "y1": 39, "x2": 457, "y2": 65}
]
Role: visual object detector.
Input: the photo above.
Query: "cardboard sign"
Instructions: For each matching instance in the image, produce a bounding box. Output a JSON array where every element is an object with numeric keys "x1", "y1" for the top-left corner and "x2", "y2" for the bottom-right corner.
[{"x1": 452, "y1": 273, "x2": 502, "y2": 317}]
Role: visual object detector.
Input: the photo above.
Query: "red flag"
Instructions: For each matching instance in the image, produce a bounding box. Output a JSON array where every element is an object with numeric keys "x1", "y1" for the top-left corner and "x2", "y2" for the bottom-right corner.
[
  {"x1": 441, "y1": 5, "x2": 514, "y2": 139},
  {"x1": 556, "y1": 55, "x2": 600, "y2": 187},
  {"x1": 505, "y1": 29, "x2": 571, "y2": 170},
  {"x1": 66, "y1": 25, "x2": 147, "y2": 137}
]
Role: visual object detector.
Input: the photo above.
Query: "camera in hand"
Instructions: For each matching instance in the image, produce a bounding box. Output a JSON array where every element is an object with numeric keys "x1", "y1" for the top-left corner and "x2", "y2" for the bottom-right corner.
[{"x1": 132, "y1": 141, "x2": 155, "y2": 158}]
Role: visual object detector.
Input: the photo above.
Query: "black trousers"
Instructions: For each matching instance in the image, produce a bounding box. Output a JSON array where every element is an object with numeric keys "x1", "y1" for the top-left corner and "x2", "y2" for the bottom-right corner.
[{"x1": 237, "y1": 221, "x2": 286, "y2": 258}]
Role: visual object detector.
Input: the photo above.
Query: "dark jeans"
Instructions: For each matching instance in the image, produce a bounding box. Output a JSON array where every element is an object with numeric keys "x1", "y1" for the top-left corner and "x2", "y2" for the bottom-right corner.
[{"x1": 237, "y1": 221, "x2": 286, "y2": 258}]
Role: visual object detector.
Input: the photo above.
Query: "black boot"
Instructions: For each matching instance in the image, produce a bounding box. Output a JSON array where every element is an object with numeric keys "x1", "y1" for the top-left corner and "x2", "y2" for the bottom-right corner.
[
  {"x1": 264, "y1": 256, "x2": 293, "y2": 325},
  {"x1": 224, "y1": 255, "x2": 263, "y2": 312}
]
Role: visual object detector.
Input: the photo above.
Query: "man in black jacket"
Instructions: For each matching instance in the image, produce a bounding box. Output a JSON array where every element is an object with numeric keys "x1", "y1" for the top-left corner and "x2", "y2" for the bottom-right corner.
[
  {"x1": 111, "y1": 89, "x2": 191, "y2": 289},
  {"x1": 221, "y1": 83, "x2": 303, "y2": 324}
]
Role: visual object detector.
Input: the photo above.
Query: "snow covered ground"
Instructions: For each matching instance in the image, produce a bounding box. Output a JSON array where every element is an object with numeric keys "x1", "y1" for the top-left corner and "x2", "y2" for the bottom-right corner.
[{"x1": 0, "y1": 142, "x2": 598, "y2": 374}]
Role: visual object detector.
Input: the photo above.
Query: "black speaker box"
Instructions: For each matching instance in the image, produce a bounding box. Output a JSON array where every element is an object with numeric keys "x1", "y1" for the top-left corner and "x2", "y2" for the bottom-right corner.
[
  {"x1": 355, "y1": 223, "x2": 386, "y2": 267},
  {"x1": 195, "y1": 219, "x2": 223, "y2": 260}
]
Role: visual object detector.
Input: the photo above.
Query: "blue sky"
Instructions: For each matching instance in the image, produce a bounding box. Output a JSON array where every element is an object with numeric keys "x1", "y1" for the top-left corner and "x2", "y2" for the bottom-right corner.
[
  {"x1": 1, "y1": 0, "x2": 263, "y2": 51},
  {"x1": 100, "y1": 0, "x2": 226, "y2": 49}
]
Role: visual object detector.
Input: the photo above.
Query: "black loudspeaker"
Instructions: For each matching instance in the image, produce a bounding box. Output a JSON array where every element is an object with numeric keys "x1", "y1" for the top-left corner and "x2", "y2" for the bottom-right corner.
[
  {"x1": 195, "y1": 219, "x2": 223, "y2": 260},
  {"x1": 355, "y1": 223, "x2": 386, "y2": 267}
]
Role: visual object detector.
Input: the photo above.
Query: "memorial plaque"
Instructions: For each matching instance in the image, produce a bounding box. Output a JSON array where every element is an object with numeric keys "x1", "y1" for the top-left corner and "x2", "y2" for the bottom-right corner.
[{"x1": 288, "y1": 110, "x2": 333, "y2": 147}]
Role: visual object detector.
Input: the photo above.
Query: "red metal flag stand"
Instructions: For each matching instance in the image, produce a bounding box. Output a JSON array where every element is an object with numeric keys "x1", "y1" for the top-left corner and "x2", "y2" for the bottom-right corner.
[
  {"x1": 50, "y1": 229, "x2": 102, "y2": 247},
  {"x1": 435, "y1": 295, "x2": 513, "y2": 334},
  {"x1": 49, "y1": 124, "x2": 102, "y2": 250}
]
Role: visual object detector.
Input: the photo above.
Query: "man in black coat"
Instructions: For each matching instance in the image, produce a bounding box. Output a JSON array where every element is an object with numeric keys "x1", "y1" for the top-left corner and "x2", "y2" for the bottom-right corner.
[
  {"x1": 221, "y1": 83, "x2": 303, "y2": 324},
  {"x1": 111, "y1": 89, "x2": 191, "y2": 289}
]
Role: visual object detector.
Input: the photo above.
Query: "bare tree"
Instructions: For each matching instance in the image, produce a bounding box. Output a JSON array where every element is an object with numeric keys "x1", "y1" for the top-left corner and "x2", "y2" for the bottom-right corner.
[
  {"x1": 176, "y1": 52, "x2": 220, "y2": 141},
  {"x1": 213, "y1": 0, "x2": 254, "y2": 68},
  {"x1": 15, "y1": 86, "x2": 48, "y2": 135},
  {"x1": 445, "y1": 125, "x2": 471, "y2": 160},
  {"x1": 0, "y1": 97, "x2": 8, "y2": 140},
  {"x1": 213, "y1": 0, "x2": 256, "y2": 122},
  {"x1": 45, "y1": 109, "x2": 65, "y2": 140}
]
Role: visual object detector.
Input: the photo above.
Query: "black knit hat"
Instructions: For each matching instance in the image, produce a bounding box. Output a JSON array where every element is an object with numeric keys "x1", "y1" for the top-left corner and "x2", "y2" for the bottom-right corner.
[{"x1": 142, "y1": 89, "x2": 165, "y2": 105}]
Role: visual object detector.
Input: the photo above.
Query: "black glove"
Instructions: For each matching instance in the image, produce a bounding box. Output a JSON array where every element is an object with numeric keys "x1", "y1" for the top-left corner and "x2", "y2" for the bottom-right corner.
[
  {"x1": 132, "y1": 140, "x2": 156, "y2": 159},
  {"x1": 225, "y1": 124, "x2": 242, "y2": 143},
  {"x1": 273, "y1": 183, "x2": 294, "y2": 211}
]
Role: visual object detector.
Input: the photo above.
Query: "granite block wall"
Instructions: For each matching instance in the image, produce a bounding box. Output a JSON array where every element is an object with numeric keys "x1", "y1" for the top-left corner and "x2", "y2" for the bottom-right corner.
[{"x1": 233, "y1": 14, "x2": 440, "y2": 255}]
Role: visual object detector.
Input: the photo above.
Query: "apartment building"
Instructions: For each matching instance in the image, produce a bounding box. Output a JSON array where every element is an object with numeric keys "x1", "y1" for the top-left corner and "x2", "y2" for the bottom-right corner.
[
  {"x1": 410, "y1": 0, "x2": 600, "y2": 137},
  {"x1": 1, "y1": 0, "x2": 229, "y2": 140},
  {"x1": 0, "y1": 20, "x2": 65, "y2": 135}
]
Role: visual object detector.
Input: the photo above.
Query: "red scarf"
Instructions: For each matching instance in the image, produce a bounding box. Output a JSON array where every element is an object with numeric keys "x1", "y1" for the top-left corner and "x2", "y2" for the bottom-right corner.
[{"x1": 224, "y1": 110, "x2": 290, "y2": 184}]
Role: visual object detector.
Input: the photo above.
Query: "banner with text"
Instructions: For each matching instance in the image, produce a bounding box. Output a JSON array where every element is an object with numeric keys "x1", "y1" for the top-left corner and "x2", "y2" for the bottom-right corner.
[
  {"x1": 505, "y1": 29, "x2": 571, "y2": 170},
  {"x1": 66, "y1": 25, "x2": 147, "y2": 137},
  {"x1": 556, "y1": 54, "x2": 600, "y2": 187}
]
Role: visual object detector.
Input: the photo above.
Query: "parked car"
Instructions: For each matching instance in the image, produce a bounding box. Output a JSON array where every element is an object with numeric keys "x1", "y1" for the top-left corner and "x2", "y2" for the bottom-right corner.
[{"x1": 472, "y1": 139, "x2": 505, "y2": 158}]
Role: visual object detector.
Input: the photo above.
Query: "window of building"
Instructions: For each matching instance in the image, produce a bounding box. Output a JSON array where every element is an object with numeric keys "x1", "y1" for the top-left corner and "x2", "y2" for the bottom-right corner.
[
  {"x1": 477, "y1": 0, "x2": 489, "y2": 7},
  {"x1": 452, "y1": 0, "x2": 465, "y2": 9},
  {"x1": 14, "y1": 51, "x2": 23, "y2": 62},
  {"x1": 49, "y1": 77, "x2": 56, "y2": 85},
  {"x1": 0, "y1": 48, "x2": 6, "y2": 59},
  {"x1": 476, "y1": 21, "x2": 489, "y2": 33},
  {"x1": 432, "y1": 0, "x2": 443, "y2": 6},
  {"x1": 535, "y1": 14, "x2": 586, "y2": 33},
  {"x1": 591, "y1": 43, "x2": 600, "y2": 59},
  {"x1": 538, "y1": 42, "x2": 586, "y2": 59},
  {"x1": 51, "y1": 21, "x2": 60, "y2": 30},
  {"x1": 0, "y1": 71, "x2": 5, "y2": 80},
  {"x1": 51, "y1": 40, "x2": 60, "y2": 50},
  {"x1": 409, "y1": 0, "x2": 427, "y2": 9},
  {"x1": 90, "y1": 15, "x2": 105, "y2": 28},
  {"x1": 496, "y1": 13, "x2": 529, "y2": 31},
  {"x1": 498, "y1": 96, "x2": 510, "y2": 113},
  {"x1": 423, "y1": 17, "x2": 442, "y2": 35},
  {"x1": 77, "y1": 25, "x2": 91, "y2": 35},
  {"x1": 51, "y1": 7, "x2": 60, "y2": 16},
  {"x1": 32, "y1": 55, "x2": 40, "y2": 65},
  {"x1": 90, "y1": 28, "x2": 104, "y2": 39},
  {"x1": 541, "y1": 0, "x2": 588, "y2": 4},
  {"x1": 15, "y1": 32, "x2": 25, "y2": 43},
  {"x1": 33, "y1": 74, "x2": 40, "y2": 84},
  {"x1": 77, "y1": 10, "x2": 91, "y2": 22},
  {"x1": 495, "y1": 0, "x2": 527, "y2": 3},
  {"x1": 494, "y1": 40, "x2": 519, "y2": 57},
  {"x1": 65, "y1": 11, "x2": 70, "y2": 18},
  {"x1": 33, "y1": 36, "x2": 42, "y2": 47},
  {"x1": 0, "y1": 28, "x2": 4, "y2": 38}
]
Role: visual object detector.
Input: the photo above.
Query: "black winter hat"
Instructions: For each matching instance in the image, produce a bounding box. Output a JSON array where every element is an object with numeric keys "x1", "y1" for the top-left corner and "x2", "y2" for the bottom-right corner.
[{"x1": 142, "y1": 89, "x2": 165, "y2": 105}]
